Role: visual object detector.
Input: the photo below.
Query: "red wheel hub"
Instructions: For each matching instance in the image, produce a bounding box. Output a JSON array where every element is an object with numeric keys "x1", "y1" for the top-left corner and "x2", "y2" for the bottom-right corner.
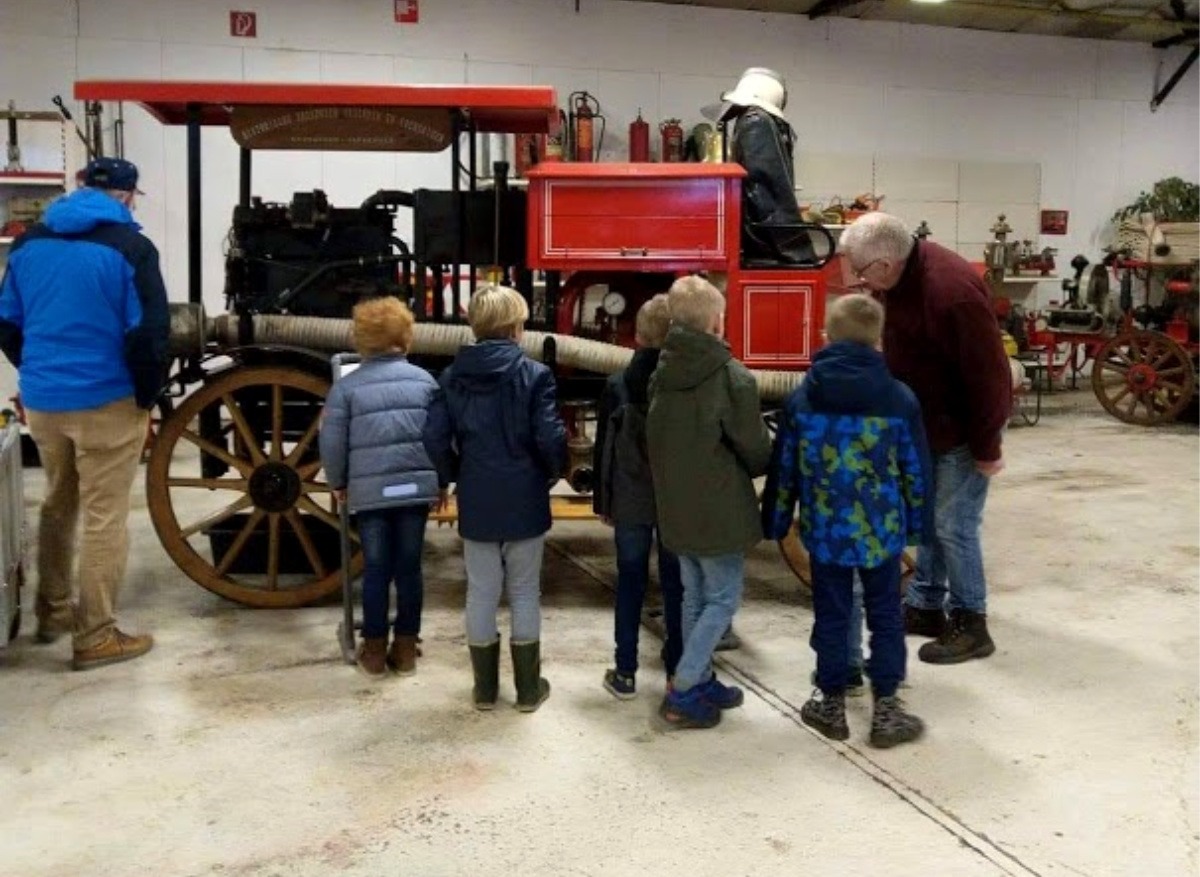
[{"x1": 1127, "y1": 362, "x2": 1158, "y2": 391}]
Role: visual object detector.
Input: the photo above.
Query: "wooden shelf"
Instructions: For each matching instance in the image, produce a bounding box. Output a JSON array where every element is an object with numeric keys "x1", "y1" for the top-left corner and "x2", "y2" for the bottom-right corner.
[{"x1": 995, "y1": 275, "x2": 1058, "y2": 283}]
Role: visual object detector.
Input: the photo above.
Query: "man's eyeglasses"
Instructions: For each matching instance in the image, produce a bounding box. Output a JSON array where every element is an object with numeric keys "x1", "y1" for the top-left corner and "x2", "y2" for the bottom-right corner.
[{"x1": 850, "y1": 258, "x2": 885, "y2": 282}]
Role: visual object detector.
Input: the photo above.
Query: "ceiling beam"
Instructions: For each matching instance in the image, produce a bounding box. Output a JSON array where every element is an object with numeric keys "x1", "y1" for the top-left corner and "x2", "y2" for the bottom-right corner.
[
  {"x1": 807, "y1": 0, "x2": 865, "y2": 20},
  {"x1": 1151, "y1": 44, "x2": 1199, "y2": 110}
]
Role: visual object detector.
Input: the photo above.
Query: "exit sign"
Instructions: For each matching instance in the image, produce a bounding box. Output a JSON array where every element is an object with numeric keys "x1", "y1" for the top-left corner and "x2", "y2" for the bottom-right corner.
[
  {"x1": 395, "y1": 0, "x2": 419, "y2": 24},
  {"x1": 230, "y1": 10, "x2": 257, "y2": 37}
]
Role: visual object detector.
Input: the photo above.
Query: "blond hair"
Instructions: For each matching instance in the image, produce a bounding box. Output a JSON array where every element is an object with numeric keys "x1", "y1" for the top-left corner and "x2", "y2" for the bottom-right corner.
[
  {"x1": 635, "y1": 293, "x2": 672, "y2": 347},
  {"x1": 825, "y1": 293, "x2": 884, "y2": 347},
  {"x1": 667, "y1": 275, "x2": 724, "y2": 332},
  {"x1": 468, "y1": 284, "x2": 530, "y2": 340},
  {"x1": 352, "y1": 296, "x2": 414, "y2": 356}
]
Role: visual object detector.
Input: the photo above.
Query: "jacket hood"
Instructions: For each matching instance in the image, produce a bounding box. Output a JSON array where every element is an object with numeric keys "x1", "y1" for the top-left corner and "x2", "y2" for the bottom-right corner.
[
  {"x1": 654, "y1": 325, "x2": 731, "y2": 391},
  {"x1": 804, "y1": 341, "x2": 893, "y2": 414},
  {"x1": 624, "y1": 346, "x2": 661, "y2": 404},
  {"x1": 44, "y1": 188, "x2": 138, "y2": 235},
  {"x1": 448, "y1": 339, "x2": 524, "y2": 393}
]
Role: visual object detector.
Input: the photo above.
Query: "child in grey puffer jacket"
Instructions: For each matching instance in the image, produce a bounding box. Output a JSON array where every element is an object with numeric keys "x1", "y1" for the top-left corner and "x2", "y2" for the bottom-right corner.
[{"x1": 319, "y1": 297, "x2": 444, "y2": 678}]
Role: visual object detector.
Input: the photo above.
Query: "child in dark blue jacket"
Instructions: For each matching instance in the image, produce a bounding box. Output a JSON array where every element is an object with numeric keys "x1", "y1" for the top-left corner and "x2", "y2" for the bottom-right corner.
[
  {"x1": 424, "y1": 285, "x2": 567, "y2": 713},
  {"x1": 762, "y1": 293, "x2": 931, "y2": 749},
  {"x1": 593, "y1": 293, "x2": 684, "y2": 699}
]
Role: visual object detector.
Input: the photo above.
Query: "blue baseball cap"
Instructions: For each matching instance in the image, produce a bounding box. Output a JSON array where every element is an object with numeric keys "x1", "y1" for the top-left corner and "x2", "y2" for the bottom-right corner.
[{"x1": 83, "y1": 157, "x2": 144, "y2": 194}]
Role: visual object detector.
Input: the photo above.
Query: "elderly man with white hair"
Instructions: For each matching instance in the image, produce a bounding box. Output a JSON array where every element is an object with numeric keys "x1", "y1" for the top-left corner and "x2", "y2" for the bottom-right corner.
[{"x1": 837, "y1": 213, "x2": 1011, "y2": 665}]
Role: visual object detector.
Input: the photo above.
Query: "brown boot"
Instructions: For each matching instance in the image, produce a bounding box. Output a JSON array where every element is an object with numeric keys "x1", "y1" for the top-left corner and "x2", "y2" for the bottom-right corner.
[
  {"x1": 72, "y1": 629, "x2": 154, "y2": 671},
  {"x1": 388, "y1": 635, "x2": 421, "y2": 676},
  {"x1": 356, "y1": 637, "x2": 388, "y2": 677}
]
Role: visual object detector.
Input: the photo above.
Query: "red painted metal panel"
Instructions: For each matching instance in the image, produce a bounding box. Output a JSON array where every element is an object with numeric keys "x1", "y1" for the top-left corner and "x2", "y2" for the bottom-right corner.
[
  {"x1": 526, "y1": 163, "x2": 743, "y2": 271},
  {"x1": 726, "y1": 268, "x2": 825, "y2": 370},
  {"x1": 525, "y1": 163, "x2": 746, "y2": 181},
  {"x1": 546, "y1": 216, "x2": 724, "y2": 257},
  {"x1": 546, "y1": 180, "x2": 723, "y2": 217},
  {"x1": 72, "y1": 80, "x2": 559, "y2": 133}
]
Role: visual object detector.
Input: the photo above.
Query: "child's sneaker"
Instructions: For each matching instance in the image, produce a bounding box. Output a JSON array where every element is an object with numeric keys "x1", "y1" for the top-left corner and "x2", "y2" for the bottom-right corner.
[
  {"x1": 697, "y1": 674, "x2": 744, "y2": 709},
  {"x1": 603, "y1": 669, "x2": 637, "y2": 700},
  {"x1": 869, "y1": 696, "x2": 924, "y2": 749},
  {"x1": 660, "y1": 684, "x2": 722, "y2": 729},
  {"x1": 810, "y1": 667, "x2": 866, "y2": 698},
  {"x1": 800, "y1": 690, "x2": 849, "y2": 741}
]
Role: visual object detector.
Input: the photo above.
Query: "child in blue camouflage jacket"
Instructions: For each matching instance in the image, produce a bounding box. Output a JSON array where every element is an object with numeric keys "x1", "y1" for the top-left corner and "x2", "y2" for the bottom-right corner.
[{"x1": 762, "y1": 293, "x2": 932, "y2": 749}]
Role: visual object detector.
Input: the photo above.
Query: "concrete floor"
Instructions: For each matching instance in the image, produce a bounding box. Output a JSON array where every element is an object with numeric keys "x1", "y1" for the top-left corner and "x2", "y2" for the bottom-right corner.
[{"x1": 0, "y1": 390, "x2": 1196, "y2": 877}]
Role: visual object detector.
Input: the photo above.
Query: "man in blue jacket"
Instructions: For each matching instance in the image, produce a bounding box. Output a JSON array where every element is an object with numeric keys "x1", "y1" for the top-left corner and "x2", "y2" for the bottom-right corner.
[{"x1": 0, "y1": 157, "x2": 169, "y2": 670}]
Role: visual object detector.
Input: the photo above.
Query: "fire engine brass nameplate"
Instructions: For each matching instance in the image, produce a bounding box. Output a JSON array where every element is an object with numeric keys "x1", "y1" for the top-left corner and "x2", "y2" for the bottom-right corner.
[{"x1": 230, "y1": 105, "x2": 452, "y2": 152}]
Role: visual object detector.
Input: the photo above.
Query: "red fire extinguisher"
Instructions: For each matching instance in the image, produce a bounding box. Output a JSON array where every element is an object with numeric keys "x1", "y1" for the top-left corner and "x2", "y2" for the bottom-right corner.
[
  {"x1": 629, "y1": 109, "x2": 650, "y2": 162},
  {"x1": 543, "y1": 110, "x2": 566, "y2": 163},
  {"x1": 568, "y1": 91, "x2": 605, "y2": 162},
  {"x1": 660, "y1": 118, "x2": 684, "y2": 163},
  {"x1": 514, "y1": 133, "x2": 540, "y2": 177}
]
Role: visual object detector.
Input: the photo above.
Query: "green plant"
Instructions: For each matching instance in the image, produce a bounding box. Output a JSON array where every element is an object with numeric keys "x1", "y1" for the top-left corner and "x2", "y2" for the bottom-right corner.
[{"x1": 1112, "y1": 177, "x2": 1200, "y2": 223}]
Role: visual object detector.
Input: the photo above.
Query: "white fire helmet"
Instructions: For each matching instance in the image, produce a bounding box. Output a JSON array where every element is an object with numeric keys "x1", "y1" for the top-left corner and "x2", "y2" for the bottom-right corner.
[{"x1": 703, "y1": 67, "x2": 788, "y2": 122}]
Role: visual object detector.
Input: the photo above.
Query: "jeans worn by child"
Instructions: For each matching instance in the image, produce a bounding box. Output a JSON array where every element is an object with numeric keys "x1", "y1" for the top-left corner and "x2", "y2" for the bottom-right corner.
[{"x1": 357, "y1": 506, "x2": 430, "y2": 674}]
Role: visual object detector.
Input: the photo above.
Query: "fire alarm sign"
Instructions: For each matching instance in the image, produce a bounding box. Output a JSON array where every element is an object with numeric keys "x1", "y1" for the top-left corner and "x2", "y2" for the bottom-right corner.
[
  {"x1": 230, "y1": 11, "x2": 257, "y2": 37},
  {"x1": 394, "y1": 0, "x2": 419, "y2": 23}
]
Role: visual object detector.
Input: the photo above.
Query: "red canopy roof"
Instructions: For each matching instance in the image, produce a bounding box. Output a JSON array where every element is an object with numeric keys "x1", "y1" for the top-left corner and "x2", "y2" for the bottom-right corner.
[{"x1": 73, "y1": 80, "x2": 559, "y2": 134}]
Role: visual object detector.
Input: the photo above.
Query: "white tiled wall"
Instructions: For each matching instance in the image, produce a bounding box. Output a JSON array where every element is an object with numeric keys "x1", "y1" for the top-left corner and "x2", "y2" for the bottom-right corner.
[{"x1": 0, "y1": 0, "x2": 1197, "y2": 400}]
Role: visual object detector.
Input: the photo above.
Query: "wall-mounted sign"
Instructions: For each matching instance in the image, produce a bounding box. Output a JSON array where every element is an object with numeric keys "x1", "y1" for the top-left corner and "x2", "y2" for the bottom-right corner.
[
  {"x1": 230, "y1": 105, "x2": 452, "y2": 152},
  {"x1": 1040, "y1": 209, "x2": 1069, "y2": 235},
  {"x1": 230, "y1": 11, "x2": 257, "y2": 38},
  {"x1": 395, "y1": 0, "x2": 419, "y2": 24}
]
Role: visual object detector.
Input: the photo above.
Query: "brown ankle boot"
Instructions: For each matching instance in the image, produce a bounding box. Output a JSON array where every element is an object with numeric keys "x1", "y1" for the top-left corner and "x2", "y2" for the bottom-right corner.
[
  {"x1": 357, "y1": 637, "x2": 388, "y2": 677},
  {"x1": 389, "y1": 635, "x2": 421, "y2": 676}
]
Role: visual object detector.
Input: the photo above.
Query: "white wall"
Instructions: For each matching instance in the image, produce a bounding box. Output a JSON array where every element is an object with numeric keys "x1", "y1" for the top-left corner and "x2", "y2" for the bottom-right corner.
[{"x1": 0, "y1": 0, "x2": 1196, "y2": 318}]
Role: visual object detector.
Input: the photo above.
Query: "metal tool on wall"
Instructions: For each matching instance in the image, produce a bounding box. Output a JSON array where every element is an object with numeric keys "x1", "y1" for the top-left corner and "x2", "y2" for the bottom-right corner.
[{"x1": 52, "y1": 95, "x2": 97, "y2": 161}]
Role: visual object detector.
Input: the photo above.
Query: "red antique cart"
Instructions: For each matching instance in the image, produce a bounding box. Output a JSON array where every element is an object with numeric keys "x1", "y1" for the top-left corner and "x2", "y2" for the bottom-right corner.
[{"x1": 72, "y1": 79, "x2": 837, "y2": 608}]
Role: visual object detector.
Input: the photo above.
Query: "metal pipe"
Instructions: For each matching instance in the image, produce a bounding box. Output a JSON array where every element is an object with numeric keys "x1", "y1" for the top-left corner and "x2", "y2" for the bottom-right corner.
[
  {"x1": 204, "y1": 314, "x2": 806, "y2": 402},
  {"x1": 187, "y1": 104, "x2": 202, "y2": 307},
  {"x1": 238, "y1": 148, "x2": 252, "y2": 207}
]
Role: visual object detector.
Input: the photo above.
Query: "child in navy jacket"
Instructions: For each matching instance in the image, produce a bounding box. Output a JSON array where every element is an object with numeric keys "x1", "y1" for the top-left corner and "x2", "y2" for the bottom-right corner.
[
  {"x1": 762, "y1": 293, "x2": 931, "y2": 748},
  {"x1": 424, "y1": 285, "x2": 567, "y2": 713}
]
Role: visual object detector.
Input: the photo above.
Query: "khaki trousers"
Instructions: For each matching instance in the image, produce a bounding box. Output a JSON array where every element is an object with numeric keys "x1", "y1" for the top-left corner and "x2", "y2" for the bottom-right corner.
[{"x1": 25, "y1": 397, "x2": 148, "y2": 650}]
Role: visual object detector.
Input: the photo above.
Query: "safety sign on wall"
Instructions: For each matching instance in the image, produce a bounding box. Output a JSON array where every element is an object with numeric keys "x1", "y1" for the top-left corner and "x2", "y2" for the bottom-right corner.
[
  {"x1": 395, "y1": 0, "x2": 419, "y2": 24},
  {"x1": 230, "y1": 11, "x2": 257, "y2": 37}
]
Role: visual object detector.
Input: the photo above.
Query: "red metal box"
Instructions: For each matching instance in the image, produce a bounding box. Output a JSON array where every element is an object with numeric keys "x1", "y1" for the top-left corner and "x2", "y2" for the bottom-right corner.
[{"x1": 525, "y1": 163, "x2": 745, "y2": 273}]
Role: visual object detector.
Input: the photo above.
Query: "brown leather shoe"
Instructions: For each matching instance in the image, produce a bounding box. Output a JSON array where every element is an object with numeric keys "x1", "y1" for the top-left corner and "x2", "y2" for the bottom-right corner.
[
  {"x1": 389, "y1": 635, "x2": 421, "y2": 676},
  {"x1": 357, "y1": 637, "x2": 388, "y2": 677},
  {"x1": 72, "y1": 629, "x2": 154, "y2": 671}
]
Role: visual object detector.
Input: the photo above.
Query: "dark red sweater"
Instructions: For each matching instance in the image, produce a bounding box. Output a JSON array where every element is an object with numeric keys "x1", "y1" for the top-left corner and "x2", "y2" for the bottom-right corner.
[{"x1": 881, "y1": 240, "x2": 1010, "y2": 462}]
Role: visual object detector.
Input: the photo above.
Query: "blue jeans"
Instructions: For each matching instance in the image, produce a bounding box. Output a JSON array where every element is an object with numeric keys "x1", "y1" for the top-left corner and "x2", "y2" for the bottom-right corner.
[
  {"x1": 674, "y1": 553, "x2": 744, "y2": 693},
  {"x1": 811, "y1": 555, "x2": 905, "y2": 698},
  {"x1": 613, "y1": 523, "x2": 683, "y2": 677},
  {"x1": 357, "y1": 506, "x2": 430, "y2": 639},
  {"x1": 905, "y1": 445, "x2": 991, "y2": 614}
]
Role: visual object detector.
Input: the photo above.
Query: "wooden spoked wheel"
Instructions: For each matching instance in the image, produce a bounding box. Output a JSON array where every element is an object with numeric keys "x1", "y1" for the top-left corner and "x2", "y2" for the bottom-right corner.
[
  {"x1": 146, "y1": 365, "x2": 360, "y2": 608},
  {"x1": 778, "y1": 521, "x2": 916, "y2": 595},
  {"x1": 1092, "y1": 330, "x2": 1197, "y2": 426}
]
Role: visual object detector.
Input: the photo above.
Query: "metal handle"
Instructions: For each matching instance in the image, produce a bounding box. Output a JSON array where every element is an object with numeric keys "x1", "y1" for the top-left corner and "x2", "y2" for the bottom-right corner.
[{"x1": 619, "y1": 247, "x2": 649, "y2": 257}]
